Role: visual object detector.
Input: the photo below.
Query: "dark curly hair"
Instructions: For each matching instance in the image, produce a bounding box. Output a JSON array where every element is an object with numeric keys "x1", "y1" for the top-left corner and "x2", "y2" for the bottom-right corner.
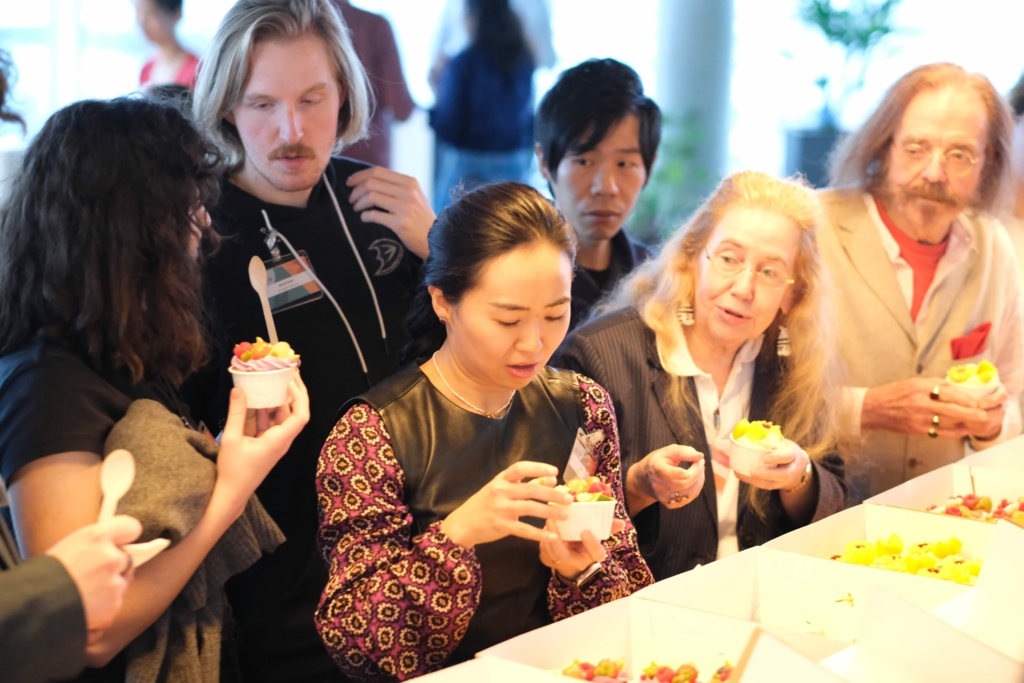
[
  {"x1": 402, "y1": 182, "x2": 576, "y2": 365},
  {"x1": 0, "y1": 97, "x2": 221, "y2": 384}
]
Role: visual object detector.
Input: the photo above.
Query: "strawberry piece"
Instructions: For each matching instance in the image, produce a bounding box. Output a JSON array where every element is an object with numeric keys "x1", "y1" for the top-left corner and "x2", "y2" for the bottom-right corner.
[
  {"x1": 233, "y1": 341, "x2": 252, "y2": 358},
  {"x1": 579, "y1": 663, "x2": 595, "y2": 681},
  {"x1": 588, "y1": 481, "x2": 604, "y2": 494},
  {"x1": 962, "y1": 494, "x2": 979, "y2": 510},
  {"x1": 945, "y1": 506, "x2": 963, "y2": 516}
]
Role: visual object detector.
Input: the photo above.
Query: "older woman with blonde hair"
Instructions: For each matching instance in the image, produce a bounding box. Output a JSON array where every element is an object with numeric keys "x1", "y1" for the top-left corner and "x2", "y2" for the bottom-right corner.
[{"x1": 555, "y1": 170, "x2": 847, "y2": 579}]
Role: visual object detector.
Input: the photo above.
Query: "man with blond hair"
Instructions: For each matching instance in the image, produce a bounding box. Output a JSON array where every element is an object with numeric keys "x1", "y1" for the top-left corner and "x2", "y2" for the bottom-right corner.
[
  {"x1": 820, "y1": 62, "x2": 1023, "y2": 501},
  {"x1": 188, "y1": 1, "x2": 433, "y2": 680}
]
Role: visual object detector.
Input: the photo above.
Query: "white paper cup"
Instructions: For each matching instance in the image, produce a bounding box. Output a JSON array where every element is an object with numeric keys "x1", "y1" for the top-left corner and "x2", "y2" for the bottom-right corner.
[
  {"x1": 728, "y1": 436, "x2": 775, "y2": 476},
  {"x1": 552, "y1": 500, "x2": 616, "y2": 542},
  {"x1": 229, "y1": 366, "x2": 296, "y2": 409},
  {"x1": 944, "y1": 379, "x2": 997, "y2": 401}
]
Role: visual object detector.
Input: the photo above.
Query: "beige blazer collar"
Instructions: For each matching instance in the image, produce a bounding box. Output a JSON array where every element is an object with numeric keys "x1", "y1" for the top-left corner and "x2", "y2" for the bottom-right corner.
[{"x1": 830, "y1": 192, "x2": 980, "y2": 361}]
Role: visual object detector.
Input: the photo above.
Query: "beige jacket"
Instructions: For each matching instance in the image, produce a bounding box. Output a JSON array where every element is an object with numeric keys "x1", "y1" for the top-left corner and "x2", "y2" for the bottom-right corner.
[{"x1": 817, "y1": 190, "x2": 1023, "y2": 500}]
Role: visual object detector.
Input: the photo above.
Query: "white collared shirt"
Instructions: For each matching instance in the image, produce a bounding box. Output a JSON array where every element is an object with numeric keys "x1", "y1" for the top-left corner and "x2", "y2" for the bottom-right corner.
[
  {"x1": 843, "y1": 194, "x2": 1023, "y2": 449},
  {"x1": 658, "y1": 331, "x2": 764, "y2": 559}
]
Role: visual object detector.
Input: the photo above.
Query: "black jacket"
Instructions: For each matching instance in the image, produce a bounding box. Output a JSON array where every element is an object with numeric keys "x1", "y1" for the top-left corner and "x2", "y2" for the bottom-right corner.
[
  {"x1": 554, "y1": 308, "x2": 847, "y2": 580},
  {"x1": 569, "y1": 229, "x2": 650, "y2": 332},
  {"x1": 1, "y1": 496, "x2": 88, "y2": 683}
]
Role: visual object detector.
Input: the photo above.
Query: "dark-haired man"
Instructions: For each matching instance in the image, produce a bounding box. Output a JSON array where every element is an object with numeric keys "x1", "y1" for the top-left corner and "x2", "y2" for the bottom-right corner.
[{"x1": 534, "y1": 58, "x2": 662, "y2": 330}]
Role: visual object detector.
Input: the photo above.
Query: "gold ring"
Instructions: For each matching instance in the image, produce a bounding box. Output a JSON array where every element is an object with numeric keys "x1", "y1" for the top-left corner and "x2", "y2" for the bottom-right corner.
[
  {"x1": 932, "y1": 414, "x2": 940, "y2": 427},
  {"x1": 928, "y1": 428, "x2": 938, "y2": 439},
  {"x1": 930, "y1": 384, "x2": 941, "y2": 401}
]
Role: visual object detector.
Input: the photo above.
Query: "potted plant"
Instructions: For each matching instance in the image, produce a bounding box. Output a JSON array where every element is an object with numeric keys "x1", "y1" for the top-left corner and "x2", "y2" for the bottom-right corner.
[{"x1": 785, "y1": 0, "x2": 904, "y2": 187}]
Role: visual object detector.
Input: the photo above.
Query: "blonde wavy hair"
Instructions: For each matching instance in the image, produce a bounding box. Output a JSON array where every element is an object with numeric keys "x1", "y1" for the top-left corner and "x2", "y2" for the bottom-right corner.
[
  {"x1": 192, "y1": 0, "x2": 372, "y2": 174},
  {"x1": 829, "y1": 62, "x2": 1013, "y2": 213},
  {"x1": 601, "y1": 171, "x2": 844, "y2": 513}
]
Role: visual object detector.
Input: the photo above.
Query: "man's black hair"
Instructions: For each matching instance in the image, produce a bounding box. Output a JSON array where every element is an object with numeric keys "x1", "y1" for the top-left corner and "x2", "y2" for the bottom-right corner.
[{"x1": 534, "y1": 58, "x2": 661, "y2": 185}]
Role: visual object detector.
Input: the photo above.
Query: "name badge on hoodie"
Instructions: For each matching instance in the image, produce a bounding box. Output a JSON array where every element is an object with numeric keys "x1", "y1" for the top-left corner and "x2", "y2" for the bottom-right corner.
[{"x1": 263, "y1": 250, "x2": 323, "y2": 314}]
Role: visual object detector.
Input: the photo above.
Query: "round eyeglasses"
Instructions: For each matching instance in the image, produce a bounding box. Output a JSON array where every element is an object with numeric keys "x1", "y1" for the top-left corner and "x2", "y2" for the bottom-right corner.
[
  {"x1": 895, "y1": 142, "x2": 980, "y2": 178},
  {"x1": 705, "y1": 249, "x2": 794, "y2": 289}
]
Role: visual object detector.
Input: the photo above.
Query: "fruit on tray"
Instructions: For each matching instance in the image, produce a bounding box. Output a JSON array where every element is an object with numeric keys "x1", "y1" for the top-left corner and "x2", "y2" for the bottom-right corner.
[
  {"x1": 562, "y1": 658, "x2": 628, "y2": 682},
  {"x1": 557, "y1": 477, "x2": 615, "y2": 503},
  {"x1": 926, "y1": 494, "x2": 1024, "y2": 525},
  {"x1": 830, "y1": 534, "x2": 981, "y2": 585}
]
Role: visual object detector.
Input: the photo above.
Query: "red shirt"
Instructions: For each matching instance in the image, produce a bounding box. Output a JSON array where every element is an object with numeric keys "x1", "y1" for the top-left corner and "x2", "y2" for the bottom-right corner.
[
  {"x1": 874, "y1": 196, "x2": 949, "y2": 321},
  {"x1": 139, "y1": 52, "x2": 199, "y2": 89}
]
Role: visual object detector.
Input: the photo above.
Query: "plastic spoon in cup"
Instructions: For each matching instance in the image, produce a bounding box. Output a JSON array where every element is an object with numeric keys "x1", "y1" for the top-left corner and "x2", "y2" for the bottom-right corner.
[
  {"x1": 248, "y1": 256, "x2": 278, "y2": 344},
  {"x1": 98, "y1": 449, "x2": 135, "y2": 522}
]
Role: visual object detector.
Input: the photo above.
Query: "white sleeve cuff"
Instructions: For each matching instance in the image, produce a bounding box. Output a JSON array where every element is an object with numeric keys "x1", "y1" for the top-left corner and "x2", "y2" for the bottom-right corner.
[{"x1": 841, "y1": 387, "x2": 868, "y2": 438}]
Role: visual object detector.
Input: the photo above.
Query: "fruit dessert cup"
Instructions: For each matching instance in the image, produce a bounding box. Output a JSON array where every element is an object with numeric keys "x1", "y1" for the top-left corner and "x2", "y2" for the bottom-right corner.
[
  {"x1": 926, "y1": 494, "x2": 1024, "y2": 525},
  {"x1": 552, "y1": 477, "x2": 617, "y2": 542},
  {"x1": 831, "y1": 533, "x2": 982, "y2": 585},
  {"x1": 728, "y1": 419, "x2": 785, "y2": 476},
  {"x1": 946, "y1": 359, "x2": 999, "y2": 400},
  {"x1": 228, "y1": 337, "x2": 301, "y2": 409}
]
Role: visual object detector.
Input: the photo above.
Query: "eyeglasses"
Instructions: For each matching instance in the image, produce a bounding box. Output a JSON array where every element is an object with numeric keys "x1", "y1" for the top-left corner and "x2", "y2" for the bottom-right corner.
[
  {"x1": 705, "y1": 248, "x2": 794, "y2": 289},
  {"x1": 895, "y1": 142, "x2": 980, "y2": 178}
]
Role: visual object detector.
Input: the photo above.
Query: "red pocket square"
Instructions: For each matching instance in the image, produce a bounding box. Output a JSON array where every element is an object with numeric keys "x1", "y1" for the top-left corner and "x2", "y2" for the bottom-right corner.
[{"x1": 950, "y1": 322, "x2": 991, "y2": 360}]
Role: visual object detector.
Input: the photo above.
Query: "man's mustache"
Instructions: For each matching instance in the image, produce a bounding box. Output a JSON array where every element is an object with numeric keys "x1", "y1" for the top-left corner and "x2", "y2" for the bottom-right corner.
[
  {"x1": 269, "y1": 144, "x2": 316, "y2": 161},
  {"x1": 903, "y1": 181, "x2": 958, "y2": 206}
]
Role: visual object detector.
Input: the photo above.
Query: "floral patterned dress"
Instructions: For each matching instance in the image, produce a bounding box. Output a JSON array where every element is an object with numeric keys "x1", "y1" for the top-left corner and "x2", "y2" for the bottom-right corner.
[{"x1": 314, "y1": 375, "x2": 653, "y2": 681}]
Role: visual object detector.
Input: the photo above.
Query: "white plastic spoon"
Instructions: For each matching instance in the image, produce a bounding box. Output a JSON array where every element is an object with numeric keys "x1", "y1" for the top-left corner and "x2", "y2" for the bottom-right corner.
[
  {"x1": 124, "y1": 538, "x2": 171, "y2": 569},
  {"x1": 248, "y1": 256, "x2": 279, "y2": 344},
  {"x1": 98, "y1": 449, "x2": 135, "y2": 522}
]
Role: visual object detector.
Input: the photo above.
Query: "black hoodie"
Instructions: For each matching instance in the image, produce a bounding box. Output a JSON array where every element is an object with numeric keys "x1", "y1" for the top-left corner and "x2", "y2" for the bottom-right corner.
[{"x1": 186, "y1": 156, "x2": 421, "y2": 682}]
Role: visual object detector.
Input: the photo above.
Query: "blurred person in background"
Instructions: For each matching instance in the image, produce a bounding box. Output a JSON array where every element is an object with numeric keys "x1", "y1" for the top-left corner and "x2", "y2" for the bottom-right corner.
[
  {"x1": 1002, "y1": 72, "x2": 1024, "y2": 288},
  {"x1": 429, "y1": 0, "x2": 536, "y2": 211},
  {"x1": 431, "y1": 0, "x2": 555, "y2": 75},
  {"x1": 534, "y1": 59, "x2": 661, "y2": 331},
  {"x1": 136, "y1": 0, "x2": 199, "y2": 89},
  {"x1": 332, "y1": 0, "x2": 415, "y2": 169}
]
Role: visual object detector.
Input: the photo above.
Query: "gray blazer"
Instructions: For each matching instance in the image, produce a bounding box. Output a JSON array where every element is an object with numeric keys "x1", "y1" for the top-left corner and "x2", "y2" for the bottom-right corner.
[
  {"x1": 554, "y1": 308, "x2": 847, "y2": 580},
  {"x1": 1, "y1": 486, "x2": 88, "y2": 683}
]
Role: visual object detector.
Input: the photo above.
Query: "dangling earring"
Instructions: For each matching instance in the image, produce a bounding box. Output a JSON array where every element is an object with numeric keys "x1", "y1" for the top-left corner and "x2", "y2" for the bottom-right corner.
[
  {"x1": 777, "y1": 325, "x2": 791, "y2": 357},
  {"x1": 676, "y1": 303, "x2": 695, "y2": 327}
]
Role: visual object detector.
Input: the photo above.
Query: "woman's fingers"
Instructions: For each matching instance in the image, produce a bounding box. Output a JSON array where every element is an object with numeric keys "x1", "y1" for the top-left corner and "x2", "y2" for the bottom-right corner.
[
  {"x1": 578, "y1": 530, "x2": 608, "y2": 563},
  {"x1": 502, "y1": 460, "x2": 560, "y2": 483},
  {"x1": 509, "y1": 480, "x2": 573, "y2": 505},
  {"x1": 507, "y1": 499, "x2": 567, "y2": 521},
  {"x1": 223, "y1": 387, "x2": 248, "y2": 441},
  {"x1": 504, "y1": 520, "x2": 555, "y2": 544}
]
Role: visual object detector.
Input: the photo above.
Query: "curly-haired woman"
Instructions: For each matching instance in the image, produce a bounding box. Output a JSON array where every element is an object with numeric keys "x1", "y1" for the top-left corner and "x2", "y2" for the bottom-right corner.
[{"x1": 0, "y1": 97, "x2": 309, "y2": 679}]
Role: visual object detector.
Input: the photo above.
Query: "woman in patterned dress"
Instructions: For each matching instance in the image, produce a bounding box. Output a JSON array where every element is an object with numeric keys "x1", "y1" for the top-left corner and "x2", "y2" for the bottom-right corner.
[{"x1": 314, "y1": 182, "x2": 653, "y2": 681}]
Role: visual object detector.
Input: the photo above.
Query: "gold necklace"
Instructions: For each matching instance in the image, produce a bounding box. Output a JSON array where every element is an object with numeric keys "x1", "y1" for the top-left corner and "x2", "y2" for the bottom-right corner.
[{"x1": 431, "y1": 352, "x2": 515, "y2": 419}]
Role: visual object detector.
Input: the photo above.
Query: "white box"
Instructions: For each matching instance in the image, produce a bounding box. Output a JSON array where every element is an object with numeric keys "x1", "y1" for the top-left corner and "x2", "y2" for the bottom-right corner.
[
  {"x1": 822, "y1": 585, "x2": 1023, "y2": 682},
  {"x1": 638, "y1": 542, "x2": 971, "y2": 645},
  {"x1": 931, "y1": 520, "x2": 1024, "y2": 663},
  {"x1": 480, "y1": 597, "x2": 790, "y2": 681},
  {"x1": 740, "y1": 631, "x2": 845, "y2": 683},
  {"x1": 961, "y1": 434, "x2": 1024, "y2": 471},
  {"x1": 867, "y1": 463, "x2": 1024, "y2": 524},
  {"x1": 417, "y1": 657, "x2": 567, "y2": 683}
]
